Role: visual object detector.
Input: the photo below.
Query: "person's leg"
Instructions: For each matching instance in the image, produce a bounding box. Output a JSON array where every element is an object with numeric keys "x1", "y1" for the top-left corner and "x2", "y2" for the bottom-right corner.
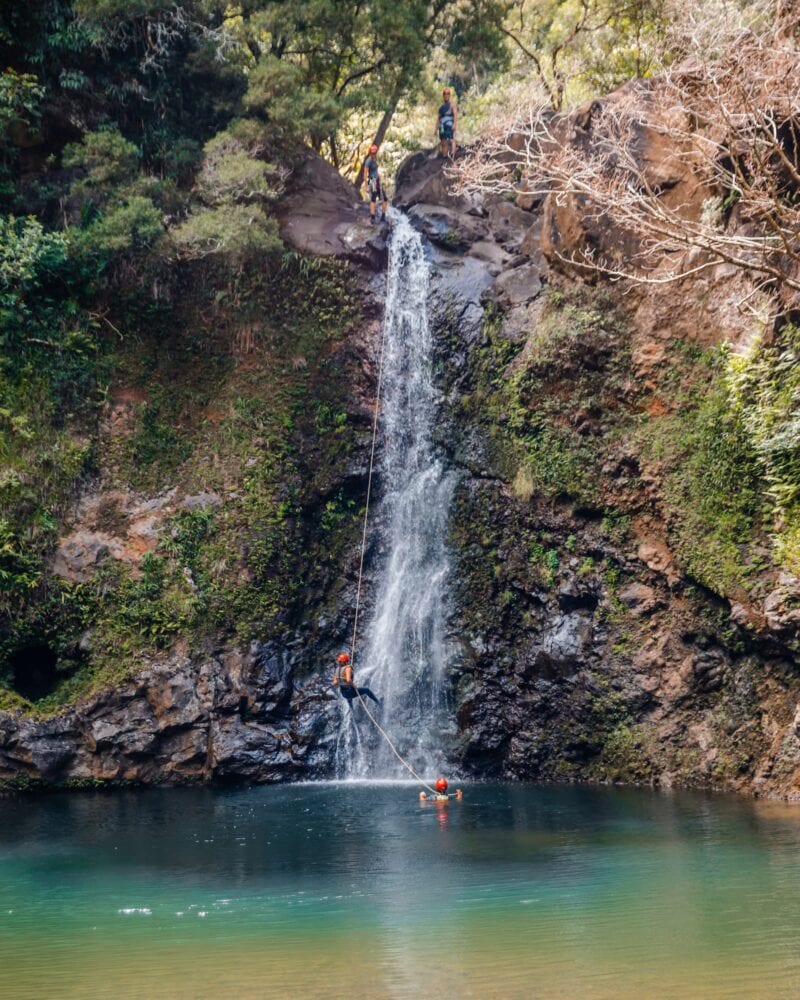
[
  {"x1": 356, "y1": 686, "x2": 380, "y2": 704},
  {"x1": 439, "y1": 134, "x2": 446, "y2": 157}
]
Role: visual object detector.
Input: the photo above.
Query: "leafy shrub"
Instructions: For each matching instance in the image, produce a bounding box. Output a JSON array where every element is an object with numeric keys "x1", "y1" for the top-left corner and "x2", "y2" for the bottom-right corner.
[
  {"x1": 727, "y1": 327, "x2": 800, "y2": 573},
  {"x1": 172, "y1": 122, "x2": 284, "y2": 265},
  {"x1": 243, "y1": 57, "x2": 341, "y2": 145},
  {"x1": 62, "y1": 129, "x2": 139, "y2": 193},
  {"x1": 172, "y1": 203, "x2": 281, "y2": 263},
  {"x1": 71, "y1": 194, "x2": 163, "y2": 258},
  {"x1": 0, "y1": 69, "x2": 44, "y2": 133}
]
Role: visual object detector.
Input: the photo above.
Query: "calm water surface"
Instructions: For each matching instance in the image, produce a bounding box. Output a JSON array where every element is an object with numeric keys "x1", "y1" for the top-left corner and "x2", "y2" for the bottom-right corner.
[{"x1": 1, "y1": 782, "x2": 799, "y2": 999}]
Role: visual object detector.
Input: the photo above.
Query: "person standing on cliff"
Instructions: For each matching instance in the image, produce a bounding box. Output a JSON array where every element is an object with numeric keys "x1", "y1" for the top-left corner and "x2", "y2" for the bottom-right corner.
[
  {"x1": 436, "y1": 88, "x2": 457, "y2": 159},
  {"x1": 333, "y1": 653, "x2": 381, "y2": 707},
  {"x1": 363, "y1": 144, "x2": 388, "y2": 225}
]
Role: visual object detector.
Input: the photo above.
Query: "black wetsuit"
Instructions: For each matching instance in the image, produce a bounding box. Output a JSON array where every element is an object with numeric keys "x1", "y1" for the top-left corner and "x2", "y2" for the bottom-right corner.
[{"x1": 339, "y1": 682, "x2": 380, "y2": 705}]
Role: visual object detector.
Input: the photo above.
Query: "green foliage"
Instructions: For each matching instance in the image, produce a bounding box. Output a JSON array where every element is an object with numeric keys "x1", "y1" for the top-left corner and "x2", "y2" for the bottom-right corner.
[
  {"x1": 0, "y1": 69, "x2": 44, "y2": 132},
  {"x1": 72, "y1": 194, "x2": 163, "y2": 259},
  {"x1": 74, "y1": 0, "x2": 177, "y2": 20},
  {"x1": 727, "y1": 327, "x2": 800, "y2": 574},
  {"x1": 129, "y1": 395, "x2": 191, "y2": 480},
  {"x1": 638, "y1": 348, "x2": 762, "y2": 595},
  {"x1": 172, "y1": 123, "x2": 283, "y2": 264},
  {"x1": 594, "y1": 723, "x2": 658, "y2": 783},
  {"x1": 462, "y1": 288, "x2": 625, "y2": 504},
  {"x1": 244, "y1": 57, "x2": 342, "y2": 145},
  {"x1": 0, "y1": 214, "x2": 105, "y2": 417},
  {"x1": 62, "y1": 131, "x2": 164, "y2": 267},
  {"x1": 172, "y1": 203, "x2": 280, "y2": 264},
  {"x1": 0, "y1": 216, "x2": 68, "y2": 327},
  {"x1": 0, "y1": 518, "x2": 42, "y2": 596},
  {"x1": 62, "y1": 129, "x2": 139, "y2": 191}
]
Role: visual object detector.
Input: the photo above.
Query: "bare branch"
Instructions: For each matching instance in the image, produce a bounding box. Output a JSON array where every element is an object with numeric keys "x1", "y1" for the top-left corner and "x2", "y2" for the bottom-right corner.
[{"x1": 457, "y1": 12, "x2": 800, "y2": 303}]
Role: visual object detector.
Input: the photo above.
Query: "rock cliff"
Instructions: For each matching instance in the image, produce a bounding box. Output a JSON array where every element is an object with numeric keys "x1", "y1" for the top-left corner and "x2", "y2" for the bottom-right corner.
[
  {"x1": 0, "y1": 152, "x2": 388, "y2": 788},
  {"x1": 394, "y1": 134, "x2": 800, "y2": 798},
  {"x1": 3, "y1": 129, "x2": 800, "y2": 799}
]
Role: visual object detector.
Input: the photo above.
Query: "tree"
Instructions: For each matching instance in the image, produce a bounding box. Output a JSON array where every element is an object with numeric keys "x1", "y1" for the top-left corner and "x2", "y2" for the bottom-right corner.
[
  {"x1": 171, "y1": 121, "x2": 284, "y2": 265},
  {"x1": 500, "y1": 0, "x2": 669, "y2": 110},
  {"x1": 213, "y1": 0, "x2": 507, "y2": 179}
]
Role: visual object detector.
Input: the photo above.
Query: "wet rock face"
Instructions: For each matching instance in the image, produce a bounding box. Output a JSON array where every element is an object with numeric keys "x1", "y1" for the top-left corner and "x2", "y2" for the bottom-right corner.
[
  {"x1": 0, "y1": 642, "x2": 340, "y2": 786},
  {"x1": 393, "y1": 147, "x2": 800, "y2": 800}
]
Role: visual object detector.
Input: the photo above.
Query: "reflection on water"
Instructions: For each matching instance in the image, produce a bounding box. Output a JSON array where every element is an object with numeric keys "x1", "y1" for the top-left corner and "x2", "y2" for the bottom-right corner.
[{"x1": 2, "y1": 783, "x2": 800, "y2": 999}]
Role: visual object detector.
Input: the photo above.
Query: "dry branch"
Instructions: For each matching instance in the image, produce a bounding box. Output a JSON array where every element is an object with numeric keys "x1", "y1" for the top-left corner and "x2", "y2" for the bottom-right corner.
[{"x1": 457, "y1": 13, "x2": 800, "y2": 302}]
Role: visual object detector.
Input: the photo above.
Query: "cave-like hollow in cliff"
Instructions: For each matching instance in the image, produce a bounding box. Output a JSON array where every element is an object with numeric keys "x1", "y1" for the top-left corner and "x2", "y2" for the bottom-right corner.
[{"x1": 9, "y1": 643, "x2": 62, "y2": 701}]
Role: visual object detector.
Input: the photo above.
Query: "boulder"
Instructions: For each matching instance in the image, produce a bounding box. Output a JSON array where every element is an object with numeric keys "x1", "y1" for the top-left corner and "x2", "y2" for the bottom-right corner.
[
  {"x1": 763, "y1": 573, "x2": 800, "y2": 633},
  {"x1": 276, "y1": 150, "x2": 387, "y2": 269},
  {"x1": 393, "y1": 150, "x2": 472, "y2": 212},
  {"x1": 618, "y1": 583, "x2": 660, "y2": 616},
  {"x1": 51, "y1": 532, "x2": 126, "y2": 583},
  {"x1": 407, "y1": 203, "x2": 488, "y2": 249},
  {"x1": 538, "y1": 613, "x2": 594, "y2": 672},
  {"x1": 484, "y1": 263, "x2": 543, "y2": 310},
  {"x1": 637, "y1": 538, "x2": 680, "y2": 586}
]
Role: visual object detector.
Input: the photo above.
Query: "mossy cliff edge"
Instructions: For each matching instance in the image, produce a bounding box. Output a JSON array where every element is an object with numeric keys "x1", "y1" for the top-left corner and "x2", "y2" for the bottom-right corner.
[{"x1": 0, "y1": 154, "x2": 389, "y2": 787}]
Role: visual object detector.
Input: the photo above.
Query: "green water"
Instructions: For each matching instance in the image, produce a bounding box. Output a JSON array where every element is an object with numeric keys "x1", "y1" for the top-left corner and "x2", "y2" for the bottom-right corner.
[{"x1": 1, "y1": 783, "x2": 799, "y2": 999}]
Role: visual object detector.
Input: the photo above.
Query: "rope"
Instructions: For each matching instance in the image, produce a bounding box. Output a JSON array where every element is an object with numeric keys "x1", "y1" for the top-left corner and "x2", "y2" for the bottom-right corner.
[
  {"x1": 352, "y1": 690, "x2": 437, "y2": 796},
  {"x1": 345, "y1": 228, "x2": 437, "y2": 798}
]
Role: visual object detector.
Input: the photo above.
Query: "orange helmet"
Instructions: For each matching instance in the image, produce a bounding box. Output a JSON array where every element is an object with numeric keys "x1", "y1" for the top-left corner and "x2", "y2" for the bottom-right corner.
[
  {"x1": 337, "y1": 652, "x2": 350, "y2": 664},
  {"x1": 369, "y1": 143, "x2": 378, "y2": 154},
  {"x1": 435, "y1": 777, "x2": 448, "y2": 793}
]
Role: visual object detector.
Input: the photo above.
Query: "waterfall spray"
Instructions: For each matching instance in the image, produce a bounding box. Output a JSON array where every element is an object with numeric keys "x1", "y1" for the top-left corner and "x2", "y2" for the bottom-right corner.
[{"x1": 336, "y1": 215, "x2": 455, "y2": 779}]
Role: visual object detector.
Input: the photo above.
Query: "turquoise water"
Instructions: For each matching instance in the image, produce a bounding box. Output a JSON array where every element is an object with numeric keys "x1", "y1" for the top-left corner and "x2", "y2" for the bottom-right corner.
[{"x1": 2, "y1": 782, "x2": 800, "y2": 998}]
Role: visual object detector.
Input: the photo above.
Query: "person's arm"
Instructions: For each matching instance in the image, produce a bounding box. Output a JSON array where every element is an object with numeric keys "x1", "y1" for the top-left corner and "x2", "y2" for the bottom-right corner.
[
  {"x1": 434, "y1": 110, "x2": 440, "y2": 138},
  {"x1": 363, "y1": 162, "x2": 369, "y2": 189},
  {"x1": 452, "y1": 104, "x2": 458, "y2": 133}
]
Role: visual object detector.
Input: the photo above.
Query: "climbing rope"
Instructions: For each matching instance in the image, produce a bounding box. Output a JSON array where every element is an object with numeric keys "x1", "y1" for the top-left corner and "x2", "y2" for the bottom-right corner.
[{"x1": 345, "y1": 233, "x2": 437, "y2": 798}]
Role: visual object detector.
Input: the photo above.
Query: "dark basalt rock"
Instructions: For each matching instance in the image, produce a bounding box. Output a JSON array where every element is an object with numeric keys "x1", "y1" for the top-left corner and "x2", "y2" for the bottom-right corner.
[{"x1": 0, "y1": 645, "x2": 340, "y2": 787}]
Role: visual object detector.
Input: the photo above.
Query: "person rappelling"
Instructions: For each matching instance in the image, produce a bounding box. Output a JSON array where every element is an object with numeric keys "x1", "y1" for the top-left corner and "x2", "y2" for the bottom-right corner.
[
  {"x1": 333, "y1": 652, "x2": 381, "y2": 707},
  {"x1": 363, "y1": 143, "x2": 389, "y2": 224}
]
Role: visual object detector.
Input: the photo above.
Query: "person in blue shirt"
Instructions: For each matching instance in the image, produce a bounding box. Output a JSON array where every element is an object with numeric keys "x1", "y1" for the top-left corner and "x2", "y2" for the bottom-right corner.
[
  {"x1": 436, "y1": 88, "x2": 458, "y2": 159},
  {"x1": 363, "y1": 143, "x2": 388, "y2": 224}
]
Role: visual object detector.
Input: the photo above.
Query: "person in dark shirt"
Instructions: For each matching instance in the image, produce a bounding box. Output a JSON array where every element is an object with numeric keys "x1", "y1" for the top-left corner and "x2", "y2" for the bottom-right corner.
[
  {"x1": 363, "y1": 143, "x2": 388, "y2": 224},
  {"x1": 436, "y1": 88, "x2": 457, "y2": 159}
]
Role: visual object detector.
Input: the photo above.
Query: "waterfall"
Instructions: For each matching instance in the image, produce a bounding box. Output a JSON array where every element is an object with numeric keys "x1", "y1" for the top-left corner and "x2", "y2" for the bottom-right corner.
[{"x1": 337, "y1": 214, "x2": 456, "y2": 780}]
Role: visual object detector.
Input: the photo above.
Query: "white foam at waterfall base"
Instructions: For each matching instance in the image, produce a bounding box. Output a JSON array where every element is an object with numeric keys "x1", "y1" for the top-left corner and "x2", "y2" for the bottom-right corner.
[{"x1": 336, "y1": 213, "x2": 456, "y2": 781}]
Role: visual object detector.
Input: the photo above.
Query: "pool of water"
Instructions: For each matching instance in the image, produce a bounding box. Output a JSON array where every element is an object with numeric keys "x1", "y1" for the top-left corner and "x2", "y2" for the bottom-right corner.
[{"x1": 1, "y1": 782, "x2": 799, "y2": 999}]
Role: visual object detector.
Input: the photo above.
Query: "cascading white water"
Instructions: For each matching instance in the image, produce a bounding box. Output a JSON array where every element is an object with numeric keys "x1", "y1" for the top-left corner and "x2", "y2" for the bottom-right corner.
[{"x1": 337, "y1": 214, "x2": 456, "y2": 779}]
